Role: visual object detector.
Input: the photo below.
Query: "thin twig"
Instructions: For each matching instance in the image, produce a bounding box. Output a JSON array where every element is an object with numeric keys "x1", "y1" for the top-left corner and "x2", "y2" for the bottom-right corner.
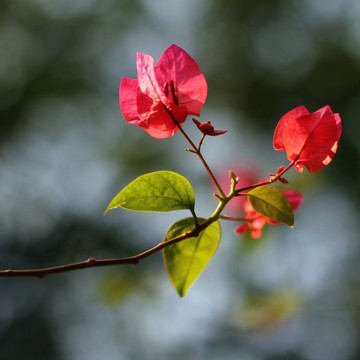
[
  {"x1": 0, "y1": 224, "x2": 206, "y2": 279},
  {"x1": 234, "y1": 161, "x2": 295, "y2": 194},
  {"x1": 219, "y1": 214, "x2": 262, "y2": 222},
  {"x1": 164, "y1": 107, "x2": 226, "y2": 198}
]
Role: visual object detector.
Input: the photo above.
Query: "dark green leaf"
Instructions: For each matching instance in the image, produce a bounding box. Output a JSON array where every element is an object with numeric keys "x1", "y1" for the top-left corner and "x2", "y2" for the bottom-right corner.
[{"x1": 247, "y1": 186, "x2": 294, "y2": 226}]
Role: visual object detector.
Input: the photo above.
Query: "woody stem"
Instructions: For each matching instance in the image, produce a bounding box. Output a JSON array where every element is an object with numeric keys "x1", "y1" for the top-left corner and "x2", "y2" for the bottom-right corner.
[{"x1": 0, "y1": 224, "x2": 205, "y2": 278}]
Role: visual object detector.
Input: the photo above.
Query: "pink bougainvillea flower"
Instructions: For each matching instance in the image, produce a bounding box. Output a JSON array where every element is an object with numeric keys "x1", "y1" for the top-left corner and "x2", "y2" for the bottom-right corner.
[
  {"x1": 234, "y1": 190, "x2": 304, "y2": 239},
  {"x1": 273, "y1": 105, "x2": 342, "y2": 173},
  {"x1": 192, "y1": 119, "x2": 227, "y2": 136},
  {"x1": 120, "y1": 44, "x2": 208, "y2": 139}
]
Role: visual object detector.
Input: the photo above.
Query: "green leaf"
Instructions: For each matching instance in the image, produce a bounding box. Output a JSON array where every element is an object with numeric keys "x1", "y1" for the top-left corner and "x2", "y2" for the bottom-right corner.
[
  {"x1": 105, "y1": 171, "x2": 195, "y2": 213},
  {"x1": 247, "y1": 186, "x2": 294, "y2": 226},
  {"x1": 163, "y1": 217, "x2": 221, "y2": 297}
]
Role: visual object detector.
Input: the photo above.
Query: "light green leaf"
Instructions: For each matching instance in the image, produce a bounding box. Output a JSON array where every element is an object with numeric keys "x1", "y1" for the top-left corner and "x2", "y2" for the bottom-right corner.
[
  {"x1": 163, "y1": 217, "x2": 221, "y2": 297},
  {"x1": 105, "y1": 171, "x2": 195, "y2": 213},
  {"x1": 247, "y1": 186, "x2": 294, "y2": 226}
]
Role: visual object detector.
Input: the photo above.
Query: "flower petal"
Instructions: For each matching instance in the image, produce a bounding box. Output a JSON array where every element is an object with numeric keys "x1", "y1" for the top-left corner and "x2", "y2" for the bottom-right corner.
[
  {"x1": 136, "y1": 89, "x2": 179, "y2": 139},
  {"x1": 234, "y1": 224, "x2": 249, "y2": 235},
  {"x1": 273, "y1": 105, "x2": 310, "y2": 151},
  {"x1": 281, "y1": 190, "x2": 304, "y2": 210},
  {"x1": 120, "y1": 77, "x2": 143, "y2": 126},
  {"x1": 155, "y1": 44, "x2": 207, "y2": 116},
  {"x1": 136, "y1": 52, "x2": 163, "y2": 104},
  {"x1": 210, "y1": 130, "x2": 228, "y2": 136}
]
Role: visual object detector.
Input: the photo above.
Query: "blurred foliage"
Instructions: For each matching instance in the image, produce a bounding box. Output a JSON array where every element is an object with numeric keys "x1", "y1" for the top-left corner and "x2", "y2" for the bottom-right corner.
[
  {"x1": 0, "y1": 0, "x2": 142, "y2": 141},
  {"x1": 0, "y1": 307, "x2": 60, "y2": 360},
  {"x1": 236, "y1": 290, "x2": 301, "y2": 331},
  {"x1": 97, "y1": 269, "x2": 157, "y2": 304}
]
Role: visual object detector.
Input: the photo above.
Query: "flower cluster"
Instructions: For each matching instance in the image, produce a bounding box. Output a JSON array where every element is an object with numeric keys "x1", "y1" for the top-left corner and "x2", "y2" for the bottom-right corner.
[{"x1": 119, "y1": 43, "x2": 343, "y2": 243}]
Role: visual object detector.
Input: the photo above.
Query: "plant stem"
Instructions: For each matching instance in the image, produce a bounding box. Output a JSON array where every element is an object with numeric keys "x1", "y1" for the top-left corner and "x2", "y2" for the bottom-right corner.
[
  {"x1": 235, "y1": 161, "x2": 295, "y2": 194},
  {"x1": 165, "y1": 109, "x2": 225, "y2": 198},
  {"x1": 219, "y1": 215, "x2": 248, "y2": 222},
  {"x1": 219, "y1": 214, "x2": 261, "y2": 222},
  {"x1": 198, "y1": 134, "x2": 206, "y2": 152}
]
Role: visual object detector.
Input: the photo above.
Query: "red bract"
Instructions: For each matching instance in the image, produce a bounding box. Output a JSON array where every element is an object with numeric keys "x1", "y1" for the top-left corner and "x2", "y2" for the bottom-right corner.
[
  {"x1": 192, "y1": 119, "x2": 227, "y2": 136},
  {"x1": 120, "y1": 44, "x2": 208, "y2": 139},
  {"x1": 273, "y1": 105, "x2": 342, "y2": 173},
  {"x1": 234, "y1": 190, "x2": 304, "y2": 239}
]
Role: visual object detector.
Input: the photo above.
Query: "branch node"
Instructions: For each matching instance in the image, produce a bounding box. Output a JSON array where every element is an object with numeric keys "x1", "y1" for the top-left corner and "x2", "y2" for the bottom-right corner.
[
  {"x1": 186, "y1": 148, "x2": 197, "y2": 154},
  {"x1": 214, "y1": 193, "x2": 222, "y2": 200}
]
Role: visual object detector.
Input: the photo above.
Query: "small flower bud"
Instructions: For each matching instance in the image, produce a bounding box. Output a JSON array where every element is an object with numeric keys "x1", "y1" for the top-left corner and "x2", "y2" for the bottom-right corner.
[{"x1": 192, "y1": 119, "x2": 227, "y2": 136}]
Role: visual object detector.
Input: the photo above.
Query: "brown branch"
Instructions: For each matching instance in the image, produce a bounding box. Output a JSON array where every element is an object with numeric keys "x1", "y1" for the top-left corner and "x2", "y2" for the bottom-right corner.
[{"x1": 0, "y1": 225, "x2": 204, "y2": 279}]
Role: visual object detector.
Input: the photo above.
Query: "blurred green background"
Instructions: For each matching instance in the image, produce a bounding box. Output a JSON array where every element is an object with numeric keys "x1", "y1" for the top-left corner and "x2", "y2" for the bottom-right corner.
[{"x1": 1, "y1": 0, "x2": 359, "y2": 359}]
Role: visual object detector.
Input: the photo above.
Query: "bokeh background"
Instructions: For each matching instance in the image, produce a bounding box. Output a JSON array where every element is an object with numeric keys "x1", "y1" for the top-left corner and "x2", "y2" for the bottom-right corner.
[{"x1": 1, "y1": 0, "x2": 359, "y2": 359}]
